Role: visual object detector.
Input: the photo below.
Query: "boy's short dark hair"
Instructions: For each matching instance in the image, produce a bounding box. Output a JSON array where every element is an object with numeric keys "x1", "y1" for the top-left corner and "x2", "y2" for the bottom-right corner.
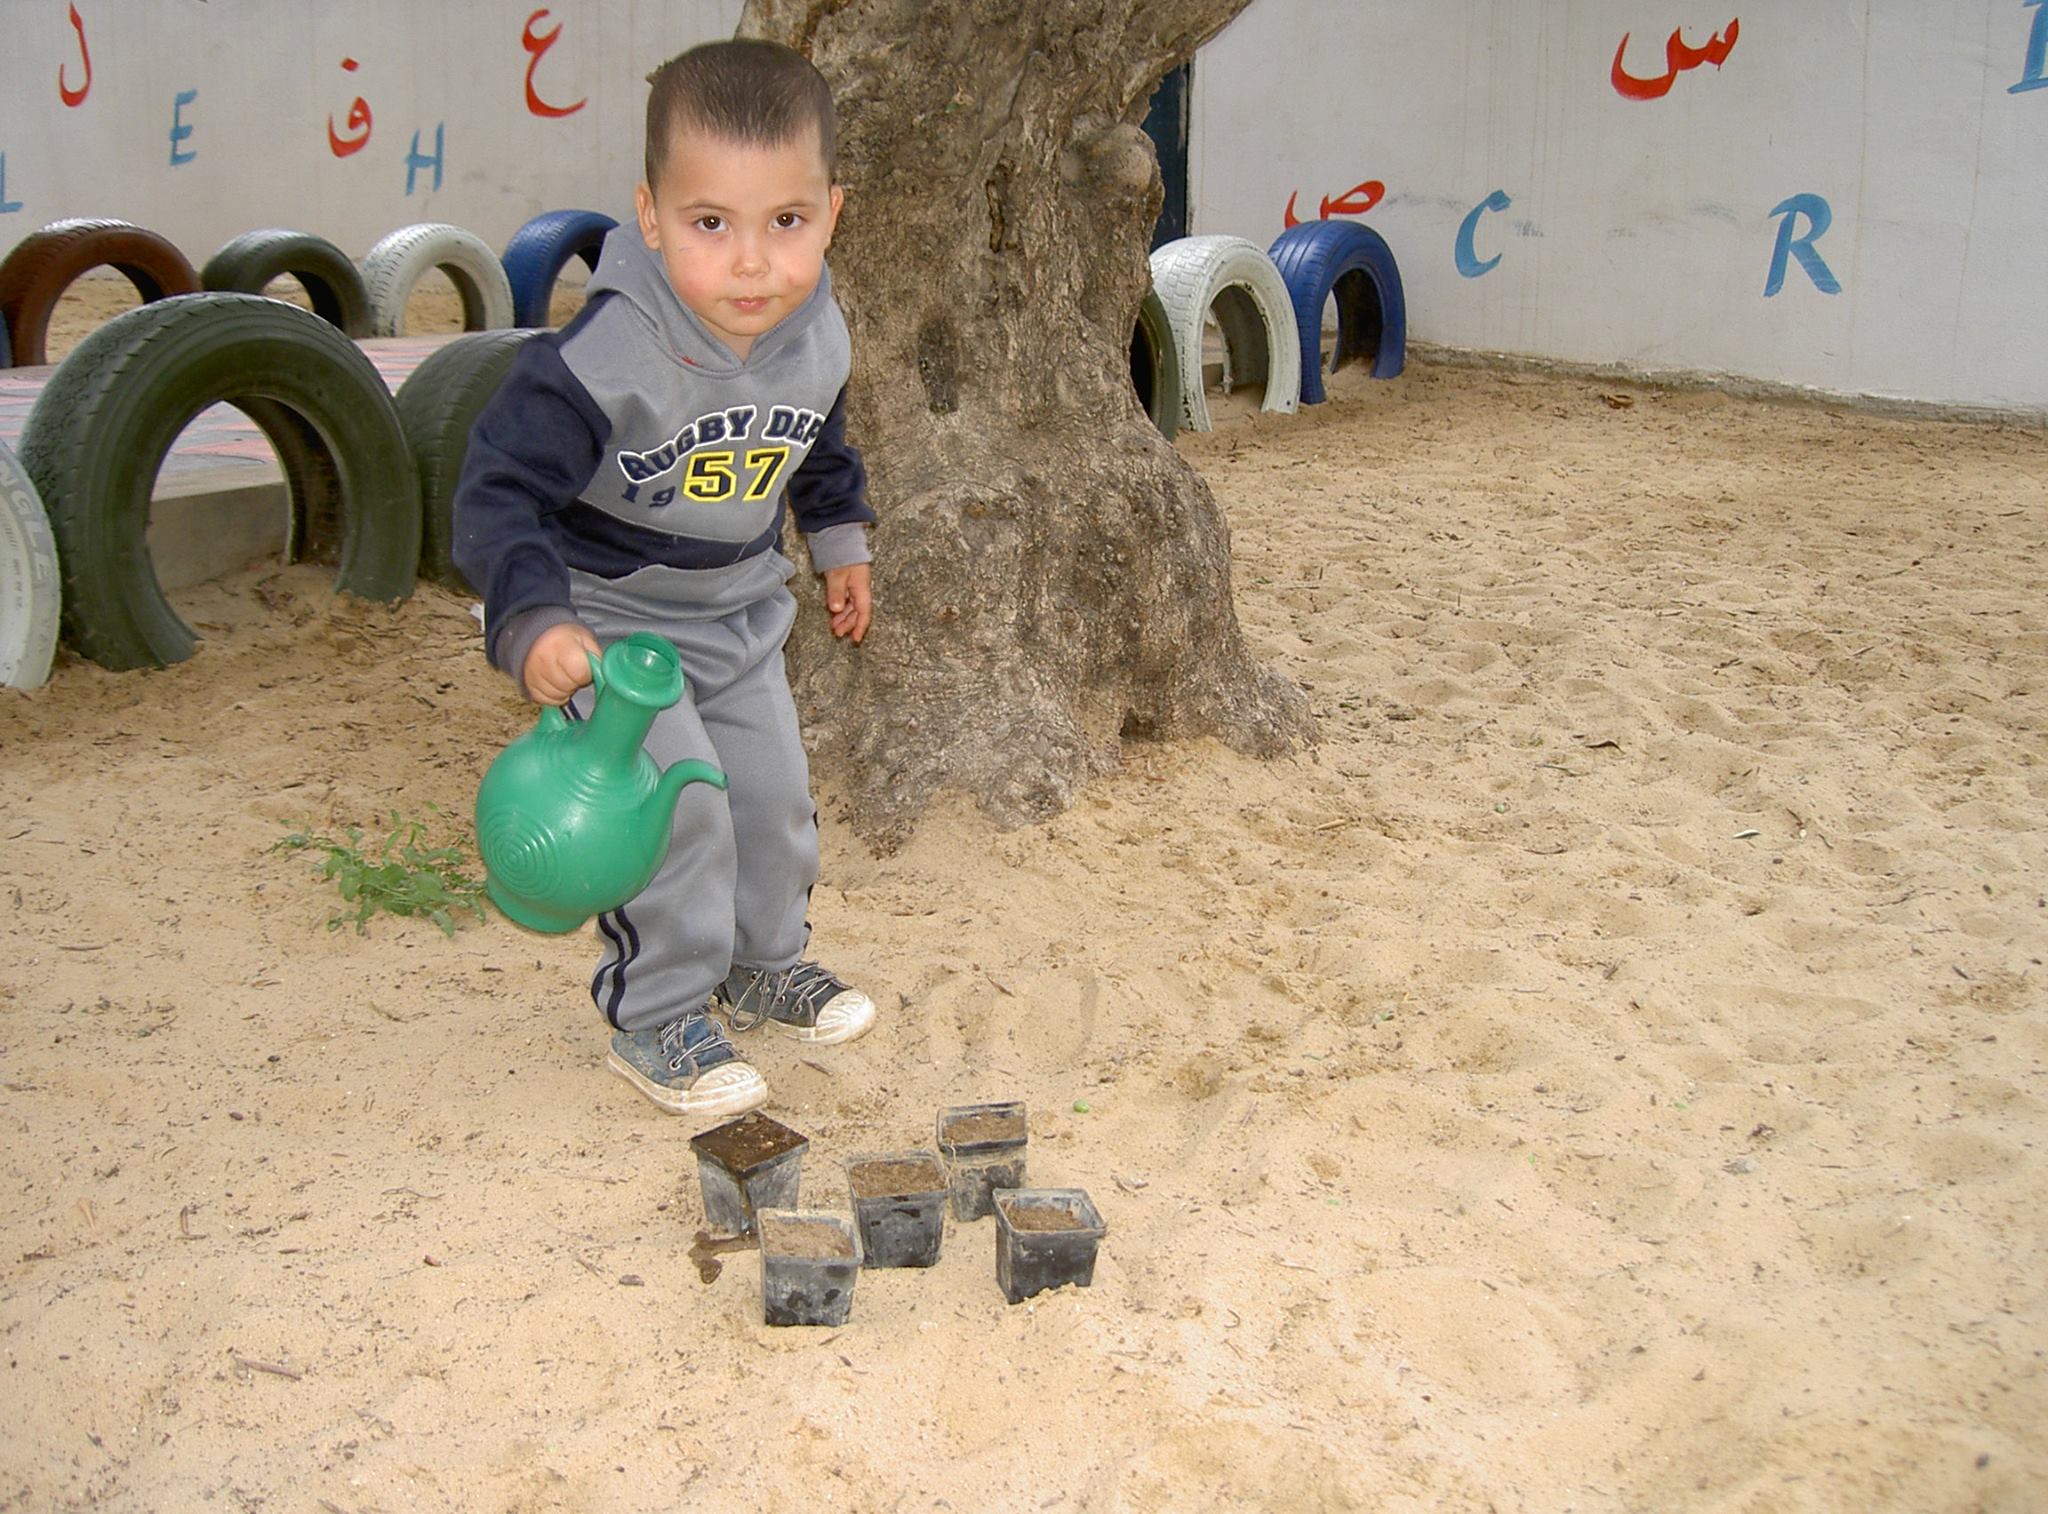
[{"x1": 644, "y1": 39, "x2": 837, "y2": 191}]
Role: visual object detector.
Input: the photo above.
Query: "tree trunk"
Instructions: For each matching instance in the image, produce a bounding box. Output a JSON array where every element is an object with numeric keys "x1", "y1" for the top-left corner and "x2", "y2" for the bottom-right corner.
[{"x1": 742, "y1": 0, "x2": 1311, "y2": 849}]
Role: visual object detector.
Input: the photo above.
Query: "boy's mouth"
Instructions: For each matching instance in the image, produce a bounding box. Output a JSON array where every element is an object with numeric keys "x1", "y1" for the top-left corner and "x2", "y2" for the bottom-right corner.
[{"x1": 729, "y1": 297, "x2": 770, "y2": 314}]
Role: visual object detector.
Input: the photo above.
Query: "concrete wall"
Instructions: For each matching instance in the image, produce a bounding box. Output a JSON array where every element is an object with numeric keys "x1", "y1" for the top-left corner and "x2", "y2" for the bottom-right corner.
[
  {"x1": 1189, "y1": 1, "x2": 2048, "y2": 410},
  {"x1": 0, "y1": 0, "x2": 738, "y2": 258},
  {"x1": 5, "y1": 1, "x2": 2044, "y2": 409}
]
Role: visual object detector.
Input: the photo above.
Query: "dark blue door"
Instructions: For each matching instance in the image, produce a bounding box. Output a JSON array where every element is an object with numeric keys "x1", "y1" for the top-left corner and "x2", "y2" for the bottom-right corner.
[{"x1": 1142, "y1": 64, "x2": 1190, "y2": 249}]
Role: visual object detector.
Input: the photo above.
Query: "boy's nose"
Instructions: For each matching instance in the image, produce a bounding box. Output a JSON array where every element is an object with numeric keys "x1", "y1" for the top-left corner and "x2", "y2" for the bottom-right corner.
[{"x1": 731, "y1": 233, "x2": 769, "y2": 276}]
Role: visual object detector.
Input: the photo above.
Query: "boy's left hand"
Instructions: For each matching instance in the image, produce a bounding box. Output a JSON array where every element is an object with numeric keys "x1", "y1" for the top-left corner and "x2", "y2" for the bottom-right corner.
[{"x1": 823, "y1": 563, "x2": 871, "y2": 643}]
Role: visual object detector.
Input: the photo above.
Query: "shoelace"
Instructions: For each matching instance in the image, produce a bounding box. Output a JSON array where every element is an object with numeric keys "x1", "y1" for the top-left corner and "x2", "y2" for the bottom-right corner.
[
  {"x1": 657, "y1": 1014, "x2": 728, "y2": 1073},
  {"x1": 725, "y1": 962, "x2": 842, "y2": 1031}
]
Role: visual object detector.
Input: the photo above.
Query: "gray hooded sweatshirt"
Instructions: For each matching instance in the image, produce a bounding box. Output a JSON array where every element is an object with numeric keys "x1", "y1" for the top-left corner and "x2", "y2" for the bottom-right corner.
[{"x1": 451, "y1": 223, "x2": 873, "y2": 692}]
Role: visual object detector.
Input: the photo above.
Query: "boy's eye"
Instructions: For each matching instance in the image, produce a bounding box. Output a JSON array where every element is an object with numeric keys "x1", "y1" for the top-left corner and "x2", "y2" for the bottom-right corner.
[
  {"x1": 774, "y1": 212, "x2": 802, "y2": 230},
  {"x1": 694, "y1": 215, "x2": 724, "y2": 233}
]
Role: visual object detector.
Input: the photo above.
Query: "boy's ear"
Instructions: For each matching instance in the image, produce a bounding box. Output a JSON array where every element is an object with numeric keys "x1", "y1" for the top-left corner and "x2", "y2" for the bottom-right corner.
[
  {"x1": 824, "y1": 183, "x2": 845, "y2": 245},
  {"x1": 634, "y1": 183, "x2": 661, "y2": 249}
]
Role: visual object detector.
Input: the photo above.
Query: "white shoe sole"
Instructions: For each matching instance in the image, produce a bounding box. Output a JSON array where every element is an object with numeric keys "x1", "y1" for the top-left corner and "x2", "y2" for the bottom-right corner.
[
  {"x1": 605, "y1": 1052, "x2": 768, "y2": 1118},
  {"x1": 781, "y1": 988, "x2": 877, "y2": 1046}
]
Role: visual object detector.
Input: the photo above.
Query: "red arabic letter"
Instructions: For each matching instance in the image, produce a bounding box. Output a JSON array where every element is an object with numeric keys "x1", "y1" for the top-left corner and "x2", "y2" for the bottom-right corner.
[
  {"x1": 1667, "y1": 27, "x2": 1711, "y2": 72},
  {"x1": 328, "y1": 98, "x2": 372, "y2": 158},
  {"x1": 523, "y1": 8, "x2": 587, "y2": 119},
  {"x1": 1610, "y1": 32, "x2": 1675, "y2": 99},
  {"x1": 59, "y1": 3, "x2": 92, "y2": 108},
  {"x1": 1704, "y1": 18, "x2": 1740, "y2": 67},
  {"x1": 1320, "y1": 180, "x2": 1385, "y2": 218},
  {"x1": 1283, "y1": 190, "x2": 1303, "y2": 230}
]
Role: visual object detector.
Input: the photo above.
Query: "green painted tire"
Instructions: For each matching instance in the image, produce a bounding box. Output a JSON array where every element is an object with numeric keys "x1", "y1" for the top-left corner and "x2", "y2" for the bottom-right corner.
[
  {"x1": 393, "y1": 327, "x2": 542, "y2": 590},
  {"x1": 17, "y1": 292, "x2": 420, "y2": 669},
  {"x1": 1130, "y1": 288, "x2": 1182, "y2": 440},
  {"x1": 201, "y1": 228, "x2": 373, "y2": 338}
]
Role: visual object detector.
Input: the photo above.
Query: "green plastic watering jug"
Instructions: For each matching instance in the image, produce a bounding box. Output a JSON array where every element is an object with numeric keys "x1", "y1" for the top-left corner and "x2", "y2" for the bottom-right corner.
[{"x1": 474, "y1": 632, "x2": 727, "y2": 933}]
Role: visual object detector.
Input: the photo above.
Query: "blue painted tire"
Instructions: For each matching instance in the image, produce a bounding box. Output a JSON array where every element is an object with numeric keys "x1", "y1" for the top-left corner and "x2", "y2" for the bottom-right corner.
[
  {"x1": 1267, "y1": 220, "x2": 1406, "y2": 404},
  {"x1": 501, "y1": 210, "x2": 616, "y2": 328}
]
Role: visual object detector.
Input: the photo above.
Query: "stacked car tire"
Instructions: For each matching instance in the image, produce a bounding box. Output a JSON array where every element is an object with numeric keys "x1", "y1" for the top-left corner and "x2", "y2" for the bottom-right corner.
[{"x1": 0, "y1": 212, "x2": 626, "y2": 679}]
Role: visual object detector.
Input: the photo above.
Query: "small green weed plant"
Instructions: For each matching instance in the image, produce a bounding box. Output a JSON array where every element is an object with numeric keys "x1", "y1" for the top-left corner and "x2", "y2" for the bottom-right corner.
[{"x1": 272, "y1": 807, "x2": 487, "y2": 936}]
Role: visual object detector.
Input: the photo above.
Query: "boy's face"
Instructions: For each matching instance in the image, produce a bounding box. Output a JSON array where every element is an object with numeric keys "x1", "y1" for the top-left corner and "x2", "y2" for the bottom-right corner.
[{"x1": 635, "y1": 123, "x2": 843, "y2": 361}]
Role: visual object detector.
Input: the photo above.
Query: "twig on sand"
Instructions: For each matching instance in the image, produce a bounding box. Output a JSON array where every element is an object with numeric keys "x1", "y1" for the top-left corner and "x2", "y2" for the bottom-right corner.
[{"x1": 232, "y1": 1353, "x2": 303, "y2": 1381}]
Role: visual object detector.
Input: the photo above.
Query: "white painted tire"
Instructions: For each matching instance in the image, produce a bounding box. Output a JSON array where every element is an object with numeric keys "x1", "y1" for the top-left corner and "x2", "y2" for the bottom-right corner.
[
  {"x1": 1147, "y1": 234, "x2": 1301, "y2": 432},
  {"x1": 359, "y1": 222, "x2": 516, "y2": 338},
  {"x1": 0, "y1": 438, "x2": 61, "y2": 689}
]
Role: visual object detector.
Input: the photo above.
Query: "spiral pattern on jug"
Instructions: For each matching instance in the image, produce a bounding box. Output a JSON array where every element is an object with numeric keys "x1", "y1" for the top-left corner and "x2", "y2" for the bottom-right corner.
[{"x1": 479, "y1": 810, "x2": 564, "y2": 904}]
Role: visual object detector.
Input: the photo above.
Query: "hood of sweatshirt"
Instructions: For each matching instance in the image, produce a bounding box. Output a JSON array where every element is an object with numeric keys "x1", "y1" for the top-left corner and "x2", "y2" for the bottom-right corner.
[{"x1": 582, "y1": 222, "x2": 836, "y2": 376}]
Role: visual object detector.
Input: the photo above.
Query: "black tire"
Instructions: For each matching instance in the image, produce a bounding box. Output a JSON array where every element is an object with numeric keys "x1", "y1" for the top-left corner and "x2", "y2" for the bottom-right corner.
[
  {"x1": 1267, "y1": 220, "x2": 1407, "y2": 405},
  {"x1": 393, "y1": 327, "x2": 543, "y2": 590},
  {"x1": 501, "y1": 210, "x2": 616, "y2": 328},
  {"x1": 0, "y1": 437, "x2": 61, "y2": 689},
  {"x1": 16, "y1": 292, "x2": 421, "y2": 670},
  {"x1": 1128, "y1": 288, "x2": 1182, "y2": 440},
  {"x1": 201, "y1": 228, "x2": 373, "y2": 338},
  {"x1": 360, "y1": 222, "x2": 516, "y2": 338},
  {"x1": 0, "y1": 218, "x2": 200, "y2": 367}
]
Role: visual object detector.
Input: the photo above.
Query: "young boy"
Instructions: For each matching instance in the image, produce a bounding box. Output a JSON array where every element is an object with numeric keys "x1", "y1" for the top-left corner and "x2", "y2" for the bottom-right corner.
[{"x1": 453, "y1": 39, "x2": 876, "y2": 1121}]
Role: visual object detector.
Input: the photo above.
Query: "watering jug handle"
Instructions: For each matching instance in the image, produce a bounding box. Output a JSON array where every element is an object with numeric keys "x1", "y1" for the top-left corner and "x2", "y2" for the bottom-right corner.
[{"x1": 585, "y1": 650, "x2": 607, "y2": 696}]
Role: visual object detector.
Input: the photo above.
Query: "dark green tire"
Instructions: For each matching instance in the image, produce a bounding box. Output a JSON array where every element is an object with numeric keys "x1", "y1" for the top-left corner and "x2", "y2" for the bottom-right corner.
[
  {"x1": 17, "y1": 292, "x2": 421, "y2": 669},
  {"x1": 392, "y1": 327, "x2": 542, "y2": 591},
  {"x1": 201, "y1": 228, "x2": 373, "y2": 339},
  {"x1": 1130, "y1": 288, "x2": 1182, "y2": 440}
]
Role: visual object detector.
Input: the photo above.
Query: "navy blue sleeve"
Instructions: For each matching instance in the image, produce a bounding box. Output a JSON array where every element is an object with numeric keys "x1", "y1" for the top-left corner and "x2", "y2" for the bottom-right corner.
[
  {"x1": 784, "y1": 387, "x2": 876, "y2": 534},
  {"x1": 450, "y1": 334, "x2": 612, "y2": 672}
]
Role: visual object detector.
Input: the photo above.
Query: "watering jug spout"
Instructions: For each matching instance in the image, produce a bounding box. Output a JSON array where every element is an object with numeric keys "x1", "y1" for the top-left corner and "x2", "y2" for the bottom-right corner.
[{"x1": 649, "y1": 758, "x2": 729, "y2": 831}]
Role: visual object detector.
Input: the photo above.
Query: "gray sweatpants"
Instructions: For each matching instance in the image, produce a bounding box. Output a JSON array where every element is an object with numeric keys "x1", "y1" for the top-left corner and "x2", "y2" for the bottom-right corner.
[{"x1": 565, "y1": 554, "x2": 818, "y2": 1033}]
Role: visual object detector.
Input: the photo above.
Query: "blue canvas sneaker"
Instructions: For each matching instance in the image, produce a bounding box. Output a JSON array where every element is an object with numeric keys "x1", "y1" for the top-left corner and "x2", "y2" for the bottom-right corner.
[
  {"x1": 606, "y1": 1008, "x2": 768, "y2": 1118},
  {"x1": 714, "y1": 961, "x2": 877, "y2": 1046}
]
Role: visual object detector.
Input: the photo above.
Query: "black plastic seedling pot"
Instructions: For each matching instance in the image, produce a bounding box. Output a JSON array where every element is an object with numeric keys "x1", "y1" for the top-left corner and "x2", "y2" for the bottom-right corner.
[
  {"x1": 993, "y1": 1188, "x2": 1106, "y2": 1304},
  {"x1": 690, "y1": 1112, "x2": 807, "y2": 1236},
  {"x1": 757, "y1": 1208, "x2": 862, "y2": 1327},
  {"x1": 936, "y1": 1100, "x2": 1028, "y2": 1221},
  {"x1": 846, "y1": 1150, "x2": 949, "y2": 1268}
]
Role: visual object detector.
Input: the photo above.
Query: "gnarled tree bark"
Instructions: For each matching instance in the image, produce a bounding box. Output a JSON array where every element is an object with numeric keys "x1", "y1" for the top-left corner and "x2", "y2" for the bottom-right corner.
[{"x1": 743, "y1": 0, "x2": 1311, "y2": 848}]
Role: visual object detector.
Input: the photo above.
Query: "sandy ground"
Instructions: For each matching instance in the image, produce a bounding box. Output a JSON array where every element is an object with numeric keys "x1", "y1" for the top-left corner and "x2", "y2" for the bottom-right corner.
[{"x1": 3, "y1": 282, "x2": 2046, "y2": 1512}]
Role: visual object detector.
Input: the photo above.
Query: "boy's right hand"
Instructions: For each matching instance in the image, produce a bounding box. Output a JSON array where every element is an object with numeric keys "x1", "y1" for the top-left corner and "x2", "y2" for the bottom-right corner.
[{"x1": 523, "y1": 622, "x2": 602, "y2": 706}]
